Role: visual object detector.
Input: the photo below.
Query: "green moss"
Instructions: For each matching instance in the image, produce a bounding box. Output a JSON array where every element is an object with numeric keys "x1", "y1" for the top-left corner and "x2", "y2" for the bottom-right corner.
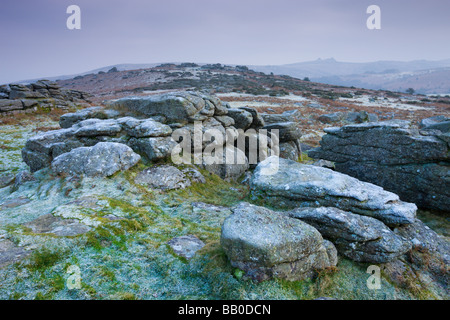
[
  {"x1": 233, "y1": 268, "x2": 245, "y2": 280},
  {"x1": 97, "y1": 266, "x2": 117, "y2": 282},
  {"x1": 167, "y1": 169, "x2": 249, "y2": 207},
  {"x1": 380, "y1": 254, "x2": 438, "y2": 300},
  {"x1": 46, "y1": 274, "x2": 66, "y2": 296},
  {"x1": 81, "y1": 282, "x2": 97, "y2": 298},
  {"x1": 297, "y1": 152, "x2": 315, "y2": 164},
  {"x1": 25, "y1": 248, "x2": 67, "y2": 271},
  {"x1": 116, "y1": 292, "x2": 137, "y2": 300},
  {"x1": 9, "y1": 292, "x2": 26, "y2": 300},
  {"x1": 84, "y1": 225, "x2": 128, "y2": 251},
  {"x1": 34, "y1": 292, "x2": 47, "y2": 300}
]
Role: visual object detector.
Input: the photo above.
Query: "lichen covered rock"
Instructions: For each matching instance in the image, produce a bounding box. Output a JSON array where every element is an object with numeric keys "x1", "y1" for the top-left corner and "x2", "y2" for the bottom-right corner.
[
  {"x1": 51, "y1": 142, "x2": 140, "y2": 177},
  {"x1": 251, "y1": 156, "x2": 417, "y2": 226},
  {"x1": 221, "y1": 202, "x2": 337, "y2": 281}
]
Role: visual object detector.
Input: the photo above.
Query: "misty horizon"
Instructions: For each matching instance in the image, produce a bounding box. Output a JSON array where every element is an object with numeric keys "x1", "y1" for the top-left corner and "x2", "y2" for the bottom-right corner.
[
  {"x1": 1, "y1": 0, "x2": 450, "y2": 84},
  {"x1": 5, "y1": 56, "x2": 450, "y2": 85}
]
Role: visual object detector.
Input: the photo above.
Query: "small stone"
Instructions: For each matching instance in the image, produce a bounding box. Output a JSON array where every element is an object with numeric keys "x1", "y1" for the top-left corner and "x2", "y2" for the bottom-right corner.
[{"x1": 167, "y1": 235, "x2": 205, "y2": 259}]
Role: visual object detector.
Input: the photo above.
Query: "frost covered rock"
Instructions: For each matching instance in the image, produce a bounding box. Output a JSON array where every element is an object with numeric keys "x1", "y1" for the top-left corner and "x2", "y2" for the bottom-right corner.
[
  {"x1": 221, "y1": 202, "x2": 337, "y2": 281},
  {"x1": 226, "y1": 108, "x2": 253, "y2": 130},
  {"x1": 111, "y1": 91, "x2": 225, "y2": 123},
  {"x1": 308, "y1": 120, "x2": 450, "y2": 211},
  {"x1": 288, "y1": 207, "x2": 411, "y2": 263},
  {"x1": 167, "y1": 235, "x2": 205, "y2": 259},
  {"x1": 22, "y1": 116, "x2": 173, "y2": 171},
  {"x1": 263, "y1": 122, "x2": 302, "y2": 142},
  {"x1": 250, "y1": 156, "x2": 417, "y2": 226},
  {"x1": 51, "y1": 142, "x2": 140, "y2": 177},
  {"x1": 59, "y1": 106, "x2": 120, "y2": 128},
  {"x1": 128, "y1": 136, "x2": 177, "y2": 161},
  {"x1": 119, "y1": 117, "x2": 172, "y2": 138},
  {"x1": 201, "y1": 145, "x2": 249, "y2": 181}
]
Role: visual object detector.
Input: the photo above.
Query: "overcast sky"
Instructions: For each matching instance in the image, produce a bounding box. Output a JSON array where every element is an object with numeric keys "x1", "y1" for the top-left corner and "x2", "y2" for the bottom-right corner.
[{"x1": 1, "y1": 0, "x2": 449, "y2": 84}]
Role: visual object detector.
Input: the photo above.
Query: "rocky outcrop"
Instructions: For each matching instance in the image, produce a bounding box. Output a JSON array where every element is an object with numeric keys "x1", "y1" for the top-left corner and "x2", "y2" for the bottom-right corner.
[
  {"x1": 51, "y1": 142, "x2": 141, "y2": 177},
  {"x1": 251, "y1": 156, "x2": 417, "y2": 226},
  {"x1": 0, "y1": 174, "x2": 15, "y2": 189},
  {"x1": 23, "y1": 91, "x2": 304, "y2": 181},
  {"x1": 202, "y1": 146, "x2": 250, "y2": 181},
  {"x1": 0, "y1": 80, "x2": 91, "y2": 113},
  {"x1": 220, "y1": 202, "x2": 337, "y2": 281},
  {"x1": 22, "y1": 115, "x2": 174, "y2": 172},
  {"x1": 287, "y1": 207, "x2": 411, "y2": 263},
  {"x1": 308, "y1": 120, "x2": 450, "y2": 211},
  {"x1": 247, "y1": 156, "x2": 431, "y2": 266}
]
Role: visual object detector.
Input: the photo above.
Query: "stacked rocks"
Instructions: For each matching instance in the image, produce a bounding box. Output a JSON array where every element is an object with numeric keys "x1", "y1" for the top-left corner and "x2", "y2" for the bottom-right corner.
[
  {"x1": 259, "y1": 109, "x2": 305, "y2": 160},
  {"x1": 21, "y1": 91, "x2": 308, "y2": 181},
  {"x1": 111, "y1": 91, "x2": 250, "y2": 180},
  {"x1": 21, "y1": 112, "x2": 172, "y2": 174},
  {"x1": 0, "y1": 80, "x2": 90, "y2": 113}
]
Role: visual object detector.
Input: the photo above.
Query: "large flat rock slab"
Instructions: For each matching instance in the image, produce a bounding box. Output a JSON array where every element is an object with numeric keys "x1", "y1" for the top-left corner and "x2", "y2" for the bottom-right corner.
[{"x1": 250, "y1": 156, "x2": 417, "y2": 226}]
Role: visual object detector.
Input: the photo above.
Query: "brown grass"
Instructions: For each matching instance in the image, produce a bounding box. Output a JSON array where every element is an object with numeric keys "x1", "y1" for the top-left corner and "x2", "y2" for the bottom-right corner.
[
  {"x1": 32, "y1": 126, "x2": 61, "y2": 133},
  {"x1": 0, "y1": 107, "x2": 69, "y2": 126}
]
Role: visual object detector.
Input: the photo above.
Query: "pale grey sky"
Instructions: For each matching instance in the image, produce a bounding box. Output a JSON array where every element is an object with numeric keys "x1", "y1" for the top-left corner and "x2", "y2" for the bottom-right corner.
[{"x1": 1, "y1": 0, "x2": 449, "y2": 84}]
